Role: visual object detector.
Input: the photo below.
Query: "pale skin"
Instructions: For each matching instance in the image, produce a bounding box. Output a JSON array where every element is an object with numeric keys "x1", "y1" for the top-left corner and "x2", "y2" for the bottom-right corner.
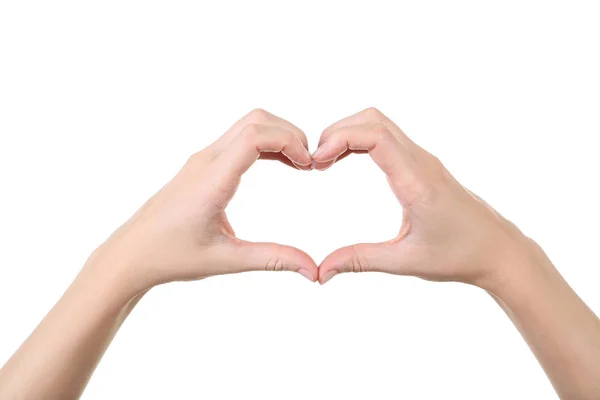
[{"x1": 0, "y1": 108, "x2": 599, "y2": 399}]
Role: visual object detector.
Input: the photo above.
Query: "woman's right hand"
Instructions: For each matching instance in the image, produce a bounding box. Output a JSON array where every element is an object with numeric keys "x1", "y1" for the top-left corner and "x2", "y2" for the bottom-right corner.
[{"x1": 88, "y1": 108, "x2": 318, "y2": 299}]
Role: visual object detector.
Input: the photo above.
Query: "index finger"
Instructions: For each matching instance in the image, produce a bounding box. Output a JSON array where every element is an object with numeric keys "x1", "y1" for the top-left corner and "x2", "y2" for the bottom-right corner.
[
  {"x1": 215, "y1": 124, "x2": 312, "y2": 181},
  {"x1": 312, "y1": 123, "x2": 424, "y2": 207},
  {"x1": 319, "y1": 107, "x2": 413, "y2": 148},
  {"x1": 213, "y1": 108, "x2": 310, "y2": 152}
]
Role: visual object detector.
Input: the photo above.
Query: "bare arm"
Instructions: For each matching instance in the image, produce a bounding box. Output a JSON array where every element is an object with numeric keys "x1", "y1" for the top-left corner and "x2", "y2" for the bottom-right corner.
[
  {"x1": 0, "y1": 109, "x2": 317, "y2": 400},
  {"x1": 0, "y1": 262, "x2": 146, "y2": 399},
  {"x1": 312, "y1": 107, "x2": 600, "y2": 399},
  {"x1": 489, "y1": 253, "x2": 600, "y2": 399}
]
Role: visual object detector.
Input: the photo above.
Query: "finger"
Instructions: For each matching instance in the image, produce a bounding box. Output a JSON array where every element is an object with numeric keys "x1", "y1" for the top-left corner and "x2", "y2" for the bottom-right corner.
[
  {"x1": 222, "y1": 240, "x2": 318, "y2": 282},
  {"x1": 216, "y1": 124, "x2": 312, "y2": 179},
  {"x1": 318, "y1": 243, "x2": 400, "y2": 284},
  {"x1": 265, "y1": 114, "x2": 310, "y2": 151},
  {"x1": 312, "y1": 123, "x2": 422, "y2": 205},
  {"x1": 260, "y1": 152, "x2": 312, "y2": 170},
  {"x1": 292, "y1": 161, "x2": 313, "y2": 171},
  {"x1": 319, "y1": 107, "x2": 410, "y2": 148},
  {"x1": 311, "y1": 149, "x2": 367, "y2": 170},
  {"x1": 213, "y1": 109, "x2": 310, "y2": 153},
  {"x1": 311, "y1": 159, "x2": 335, "y2": 170},
  {"x1": 335, "y1": 149, "x2": 368, "y2": 162}
]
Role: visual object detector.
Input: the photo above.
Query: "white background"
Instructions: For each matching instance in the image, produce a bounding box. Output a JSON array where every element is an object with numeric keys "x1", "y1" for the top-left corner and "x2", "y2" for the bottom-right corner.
[{"x1": 1, "y1": 1, "x2": 599, "y2": 399}]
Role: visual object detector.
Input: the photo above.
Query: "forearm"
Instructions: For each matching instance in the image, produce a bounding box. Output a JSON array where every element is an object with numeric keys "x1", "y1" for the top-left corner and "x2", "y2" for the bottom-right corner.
[
  {"x1": 487, "y1": 254, "x2": 600, "y2": 399},
  {"x1": 0, "y1": 258, "x2": 143, "y2": 400},
  {"x1": 0, "y1": 110, "x2": 319, "y2": 399}
]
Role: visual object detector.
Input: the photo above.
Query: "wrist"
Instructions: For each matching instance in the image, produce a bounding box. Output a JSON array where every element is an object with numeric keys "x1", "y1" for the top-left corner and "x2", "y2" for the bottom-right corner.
[
  {"x1": 479, "y1": 239, "x2": 557, "y2": 305},
  {"x1": 81, "y1": 247, "x2": 151, "y2": 308}
]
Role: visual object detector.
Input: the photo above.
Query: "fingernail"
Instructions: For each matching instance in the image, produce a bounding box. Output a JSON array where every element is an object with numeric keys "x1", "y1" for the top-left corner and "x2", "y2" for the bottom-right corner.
[
  {"x1": 298, "y1": 268, "x2": 314, "y2": 282},
  {"x1": 320, "y1": 270, "x2": 337, "y2": 285},
  {"x1": 304, "y1": 148, "x2": 312, "y2": 162},
  {"x1": 293, "y1": 157, "x2": 312, "y2": 167},
  {"x1": 311, "y1": 142, "x2": 329, "y2": 160},
  {"x1": 312, "y1": 160, "x2": 334, "y2": 171},
  {"x1": 292, "y1": 161, "x2": 312, "y2": 171},
  {"x1": 293, "y1": 149, "x2": 312, "y2": 166}
]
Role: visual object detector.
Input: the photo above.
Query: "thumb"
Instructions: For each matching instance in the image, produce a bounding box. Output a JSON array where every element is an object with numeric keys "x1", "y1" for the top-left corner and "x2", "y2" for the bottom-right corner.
[
  {"x1": 220, "y1": 240, "x2": 318, "y2": 282},
  {"x1": 318, "y1": 242, "x2": 401, "y2": 284}
]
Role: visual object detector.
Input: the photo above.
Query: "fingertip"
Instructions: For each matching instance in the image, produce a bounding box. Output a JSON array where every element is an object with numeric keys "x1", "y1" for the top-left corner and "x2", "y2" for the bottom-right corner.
[
  {"x1": 285, "y1": 246, "x2": 319, "y2": 280},
  {"x1": 311, "y1": 142, "x2": 328, "y2": 160},
  {"x1": 292, "y1": 161, "x2": 313, "y2": 171},
  {"x1": 319, "y1": 269, "x2": 338, "y2": 285},
  {"x1": 288, "y1": 149, "x2": 312, "y2": 168},
  {"x1": 300, "y1": 147, "x2": 313, "y2": 165},
  {"x1": 297, "y1": 268, "x2": 316, "y2": 282},
  {"x1": 312, "y1": 160, "x2": 335, "y2": 171},
  {"x1": 318, "y1": 252, "x2": 342, "y2": 284}
]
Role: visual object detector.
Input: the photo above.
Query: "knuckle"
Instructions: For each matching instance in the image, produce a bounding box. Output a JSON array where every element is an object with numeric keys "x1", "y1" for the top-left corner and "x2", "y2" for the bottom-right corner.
[
  {"x1": 246, "y1": 108, "x2": 270, "y2": 123},
  {"x1": 348, "y1": 245, "x2": 370, "y2": 273},
  {"x1": 186, "y1": 153, "x2": 199, "y2": 165},
  {"x1": 428, "y1": 154, "x2": 453, "y2": 182},
  {"x1": 283, "y1": 129, "x2": 296, "y2": 143},
  {"x1": 240, "y1": 123, "x2": 261, "y2": 140},
  {"x1": 265, "y1": 257, "x2": 284, "y2": 272},
  {"x1": 185, "y1": 151, "x2": 207, "y2": 167},
  {"x1": 430, "y1": 154, "x2": 443, "y2": 168},
  {"x1": 363, "y1": 107, "x2": 384, "y2": 121},
  {"x1": 297, "y1": 132, "x2": 309, "y2": 146},
  {"x1": 373, "y1": 122, "x2": 394, "y2": 141},
  {"x1": 264, "y1": 244, "x2": 285, "y2": 272},
  {"x1": 325, "y1": 130, "x2": 340, "y2": 143}
]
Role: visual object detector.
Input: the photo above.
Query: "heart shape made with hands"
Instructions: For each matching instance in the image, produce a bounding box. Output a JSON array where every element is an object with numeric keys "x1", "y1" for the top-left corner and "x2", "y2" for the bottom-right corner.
[
  {"x1": 237, "y1": 113, "x2": 392, "y2": 285},
  {"x1": 219, "y1": 106, "x2": 506, "y2": 290},
  {"x1": 146, "y1": 107, "x2": 503, "y2": 292},
  {"x1": 206, "y1": 106, "x2": 477, "y2": 287},
  {"x1": 269, "y1": 108, "x2": 413, "y2": 285}
]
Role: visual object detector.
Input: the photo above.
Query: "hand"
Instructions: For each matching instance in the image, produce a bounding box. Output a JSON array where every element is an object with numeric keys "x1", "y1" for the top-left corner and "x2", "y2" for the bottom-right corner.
[
  {"x1": 313, "y1": 108, "x2": 543, "y2": 289},
  {"x1": 89, "y1": 109, "x2": 318, "y2": 296}
]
